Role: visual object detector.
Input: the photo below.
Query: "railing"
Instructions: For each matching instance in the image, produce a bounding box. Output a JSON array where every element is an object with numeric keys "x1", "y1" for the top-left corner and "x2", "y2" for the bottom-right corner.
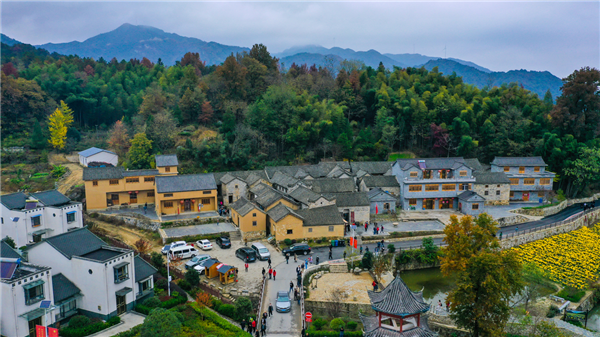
[
  {"x1": 256, "y1": 276, "x2": 267, "y2": 318},
  {"x1": 300, "y1": 268, "x2": 306, "y2": 330},
  {"x1": 197, "y1": 281, "x2": 233, "y2": 304}
]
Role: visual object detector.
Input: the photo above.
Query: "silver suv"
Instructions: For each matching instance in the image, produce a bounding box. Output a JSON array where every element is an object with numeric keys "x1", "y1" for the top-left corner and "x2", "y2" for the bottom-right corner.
[{"x1": 251, "y1": 242, "x2": 271, "y2": 261}]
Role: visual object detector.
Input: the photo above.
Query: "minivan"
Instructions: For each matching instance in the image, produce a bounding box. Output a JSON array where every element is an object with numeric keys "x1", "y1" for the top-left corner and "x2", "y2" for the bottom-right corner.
[
  {"x1": 169, "y1": 246, "x2": 199, "y2": 260},
  {"x1": 250, "y1": 242, "x2": 271, "y2": 261}
]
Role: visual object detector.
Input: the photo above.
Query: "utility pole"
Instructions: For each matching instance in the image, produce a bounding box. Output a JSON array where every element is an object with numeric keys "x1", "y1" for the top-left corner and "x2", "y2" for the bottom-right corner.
[{"x1": 167, "y1": 253, "x2": 171, "y2": 296}]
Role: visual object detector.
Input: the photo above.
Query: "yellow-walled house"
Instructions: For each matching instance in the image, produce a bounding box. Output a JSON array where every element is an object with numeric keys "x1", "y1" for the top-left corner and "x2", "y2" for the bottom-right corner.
[
  {"x1": 154, "y1": 174, "x2": 217, "y2": 217},
  {"x1": 155, "y1": 154, "x2": 179, "y2": 175},
  {"x1": 83, "y1": 167, "x2": 158, "y2": 210},
  {"x1": 229, "y1": 197, "x2": 267, "y2": 240},
  {"x1": 267, "y1": 203, "x2": 345, "y2": 242}
]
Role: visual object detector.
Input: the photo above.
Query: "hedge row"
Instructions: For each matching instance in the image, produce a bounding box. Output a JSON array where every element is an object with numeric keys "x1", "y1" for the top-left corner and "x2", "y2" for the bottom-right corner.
[
  {"x1": 135, "y1": 295, "x2": 187, "y2": 315},
  {"x1": 307, "y1": 331, "x2": 363, "y2": 337},
  {"x1": 59, "y1": 316, "x2": 120, "y2": 337},
  {"x1": 165, "y1": 232, "x2": 230, "y2": 244},
  {"x1": 192, "y1": 304, "x2": 251, "y2": 335}
]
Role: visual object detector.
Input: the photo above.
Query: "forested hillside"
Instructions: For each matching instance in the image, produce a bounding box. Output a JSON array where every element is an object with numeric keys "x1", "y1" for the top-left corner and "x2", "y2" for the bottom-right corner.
[{"x1": 2, "y1": 42, "x2": 599, "y2": 197}]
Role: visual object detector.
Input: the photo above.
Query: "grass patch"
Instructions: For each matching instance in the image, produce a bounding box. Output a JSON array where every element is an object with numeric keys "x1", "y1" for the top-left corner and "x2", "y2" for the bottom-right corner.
[
  {"x1": 522, "y1": 202, "x2": 560, "y2": 210},
  {"x1": 556, "y1": 287, "x2": 587, "y2": 302},
  {"x1": 388, "y1": 152, "x2": 415, "y2": 161}
]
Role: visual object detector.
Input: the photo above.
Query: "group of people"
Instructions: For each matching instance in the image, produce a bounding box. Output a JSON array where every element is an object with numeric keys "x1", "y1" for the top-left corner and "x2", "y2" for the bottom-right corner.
[
  {"x1": 363, "y1": 221, "x2": 384, "y2": 235},
  {"x1": 241, "y1": 303, "x2": 273, "y2": 337},
  {"x1": 583, "y1": 201, "x2": 596, "y2": 211}
]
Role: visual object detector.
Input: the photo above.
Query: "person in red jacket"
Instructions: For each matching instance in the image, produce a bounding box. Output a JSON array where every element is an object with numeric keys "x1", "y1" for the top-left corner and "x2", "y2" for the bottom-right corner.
[
  {"x1": 273, "y1": 269, "x2": 277, "y2": 280},
  {"x1": 252, "y1": 318, "x2": 257, "y2": 332},
  {"x1": 245, "y1": 263, "x2": 249, "y2": 272},
  {"x1": 268, "y1": 268, "x2": 273, "y2": 279}
]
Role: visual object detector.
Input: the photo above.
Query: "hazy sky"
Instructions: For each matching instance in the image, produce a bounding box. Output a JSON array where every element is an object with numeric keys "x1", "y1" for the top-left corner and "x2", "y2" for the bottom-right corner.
[{"x1": 2, "y1": 1, "x2": 599, "y2": 78}]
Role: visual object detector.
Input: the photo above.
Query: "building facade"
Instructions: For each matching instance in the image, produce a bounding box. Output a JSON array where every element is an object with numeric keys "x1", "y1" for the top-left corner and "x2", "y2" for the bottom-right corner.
[
  {"x1": 230, "y1": 197, "x2": 268, "y2": 240},
  {"x1": 267, "y1": 204, "x2": 345, "y2": 242},
  {"x1": 472, "y1": 172, "x2": 511, "y2": 206},
  {"x1": 490, "y1": 157, "x2": 555, "y2": 201},
  {"x1": 78, "y1": 147, "x2": 118, "y2": 167},
  {"x1": 358, "y1": 175, "x2": 400, "y2": 196},
  {"x1": 367, "y1": 188, "x2": 397, "y2": 214}
]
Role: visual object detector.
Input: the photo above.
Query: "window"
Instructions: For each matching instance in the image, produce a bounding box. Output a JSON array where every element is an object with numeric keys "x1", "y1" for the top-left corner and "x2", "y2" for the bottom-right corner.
[
  {"x1": 425, "y1": 184, "x2": 439, "y2": 192},
  {"x1": 144, "y1": 177, "x2": 155, "y2": 182},
  {"x1": 165, "y1": 167, "x2": 171, "y2": 172},
  {"x1": 147, "y1": 191, "x2": 155, "y2": 197},
  {"x1": 287, "y1": 229, "x2": 293, "y2": 235},
  {"x1": 164, "y1": 201, "x2": 173, "y2": 208},
  {"x1": 66, "y1": 212, "x2": 76, "y2": 223},
  {"x1": 111, "y1": 194, "x2": 119, "y2": 201},
  {"x1": 460, "y1": 183, "x2": 470, "y2": 191},
  {"x1": 409, "y1": 199, "x2": 417, "y2": 206},
  {"x1": 504, "y1": 167, "x2": 510, "y2": 172},
  {"x1": 510, "y1": 179, "x2": 519, "y2": 185},
  {"x1": 126, "y1": 178, "x2": 139, "y2": 183},
  {"x1": 253, "y1": 213, "x2": 257, "y2": 217},
  {"x1": 1, "y1": 218, "x2": 3, "y2": 224},
  {"x1": 139, "y1": 279, "x2": 151, "y2": 295},
  {"x1": 497, "y1": 185, "x2": 500, "y2": 188},
  {"x1": 484, "y1": 191, "x2": 489, "y2": 196},
  {"x1": 32, "y1": 216, "x2": 41, "y2": 227},
  {"x1": 524, "y1": 178, "x2": 535, "y2": 185},
  {"x1": 423, "y1": 170, "x2": 431, "y2": 179},
  {"x1": 472, "y1": 203, "x2": 479, "y2": 210},
  {"x1": 203, "y1": 191, "x2": 211, "y2": 194},
  {"x1": 409, "y1": 171, "x2": 418, "y2": 178},
  {"x1": 510, "y1": 191, "x2": 515, "y2": 197},
  {"x1": 308, "y1": 228, "x2": 313, "y2": 232},
  {"x1": 519, "y1": 166, "x2": 525, "y2": 174},
  {"x1": 459, "y1": 170, "x2": 467, "y2": 177},
  {"x1": 252, "y1": 221, "x2": 257, "y2": 227},
  {"x1": 109, "y1": 179, "x2": 119, "y2": 185},
  {"x1": 164, "y1": 193, "x2": 173, "y2": 197},
  {"x1": 24, "y1": 281, "x2": 45, "y2": 305},
  {"x1": 235, "y1": 185, "x2": 238, "y2": 189},
  {"x1": 409, "y1": 185, "x2": 422, "y2": 192},
  {"x1": 329, "y1": 226, "x2": 334, "y2": 232},
  {"x1": 485, "y1": 185, "x2": 489, "y2": 188},
  {"x1": 93, "y1": 180, "x2": 98, "y2": 186},
  {"x1": 442, "y1": 184, "x2": 455, "y2": 191},
  {"x1": 540, "y1": 178, "x2": 551, "y2": 185},
  {"x1": 201, "y1": 198, "x2": 211, "y2": 204},
  {"x1": 496, "y1": 190, "x2": 500, "y2": 196},
  {"x1": 57, "y1": 298, "x2": 77, "y2": 320},
  {"x1": 534, "y1": 167, "x2": 540, "y2": 172},
  {"x1": 114, "y1": 264, "x2": 129, "y2": 283}
]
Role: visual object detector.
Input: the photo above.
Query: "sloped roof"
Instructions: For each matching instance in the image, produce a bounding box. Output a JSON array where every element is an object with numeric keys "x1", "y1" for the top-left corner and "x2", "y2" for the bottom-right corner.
[
  {"x1": 122, "y1": 169, "x2": 158, "y2": 177},
  {"x1": 395, "y1": 157, "x2": 468, "y2": 171},
  {"x1": 78, "y1": 147, "x2": 115, "y2": 157},
  {"x1": 267, "y1": 203, "x2": 302, "y2": 222},
  {"x1": 325, "y1": 192, "x2": 370, "y2": 207},
  {"x1": 83, "y1": 167, "x2": 125, "y2": 181},
  {"x1": 213, "y1": 170, "x2": 269, "y2": 185},
  {"x1": 464, "y1": 158, "x2": 483, "y2": 172},
  {"x1": 134, "y1": 255, "x2": 157, "y2": 282},
  {"x1": 295, "y1": 205, "x2": 345, "y2": 226},
  {"x1": 230, "y1": 197, "x2": 263, "y2": 217},
  {"x1": 361, "y1": 175, "x2": 400, "y2": 188},
  {"x1": 42, "y1": 228, "x2": 107, "y2": 259},
  {"x1": 474, "y1": 172, "x2": 510, "y2": 184},
  {"x1": 1, "y1": 240, "x2": 22, "y2": 259},
  {"x1": 368, "y1": 276, "x2": 430, "y2": 316},
  {"x1": 308, "y1": 178, "x2": 356, "y2": 193},
  {"x1": 360, "y1": 313, "x2": 436, "y2": 337},
  {"x1": 220, "y1": 173, "x2": 237, "y2": 184},
  {"x1": 458, "y1": 190, "x2": 485, "y2": 201},
  {"x1": 350, "y1": 162, "x2": 392, "y2": 175},
  {"x1": 156, "y1": 174, "x2": 216, "y2": 193},
  {"x1": 245, "y1": 173, "x2": 264, "y2": 186},
  {"x1": 52, "y1": 273, "x2": 81, "y2": 303},
  {"x1": 255, "y1": 187, "x2": 297, "y2": 210},
  {"x1": 491, "y1": 157, "x2": 547, "y2": 167},
  {"x1": 270, "y1": 172, "x2": 300, "y2": 188},
  {"x1": 155, "y1": 154, "x2": 178, "y2": 167},
  {"x1": 288, "y1": 186, "x2": 322, "y2": 205},
  {"x1": 367, "y1": 188, "x2": 396, "y2": 202},
  {"x1": 31, "y1": 190, "x2": 71, "y2": 207},
  {"x1": 1, "y1": 192, "x2": 28, "y2": 210},
  {"x1": 265, "y1": 165, "x2": 326, "y2": 180}
]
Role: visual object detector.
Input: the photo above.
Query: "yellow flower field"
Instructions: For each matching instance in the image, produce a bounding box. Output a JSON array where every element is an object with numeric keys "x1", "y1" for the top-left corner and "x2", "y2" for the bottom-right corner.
[{"x1": 511, "y1": 224, "x2": 600, "y2": 289}]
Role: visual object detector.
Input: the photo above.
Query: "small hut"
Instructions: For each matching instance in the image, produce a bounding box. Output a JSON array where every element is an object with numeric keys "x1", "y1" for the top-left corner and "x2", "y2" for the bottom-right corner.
[
  {"x1": 360, "y1": 276, "x2": 437, "y2": 336},
  {"x1": 218, "y1": 264, "x2": 238, "y2": 285},
  {"x1": 203, "y1": 259, "x2": 220, "y2": 279}
]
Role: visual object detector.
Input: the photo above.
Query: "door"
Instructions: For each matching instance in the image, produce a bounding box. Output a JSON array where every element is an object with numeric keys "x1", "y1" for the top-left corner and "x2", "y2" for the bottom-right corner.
[
  {"x1": 523, "y1": 193, "x2": 529, "y2": 201},
  {"x1": 33, "y1": 233, "x2": 43, "y2": 243},
  {"x1": 425, "y1": 199, "x2": 434, "y2": 210},
  {"x1": 129, "y1": 192, "x2": 138, "y2": 204},
  {"x1": 228, "y1": 195, "x2": 233, "y2": 204},
  {"x1": 350, "y1": 211, "x2": 355, "y2": 222},
  {"x1": 111, "y1": 194, "x2": 119, "y2": 205},
  {"x1": 116, "y1": 294, "x2": 126, "y2": 315},
  {"x1": 184, "y1": 199, "x2": 191, "y2": 212},
  {"x1": 28, "y1": 316, "x2": 42, "y2": 337}
]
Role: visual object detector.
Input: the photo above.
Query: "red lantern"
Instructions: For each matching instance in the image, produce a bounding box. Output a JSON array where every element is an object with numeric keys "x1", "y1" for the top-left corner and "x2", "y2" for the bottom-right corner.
[
  {"x1": 128, "y1": 191, "x2": 132, "y2": 194},
  {"x1": 191, "y1": 199, "x2": 195, "y2": 203},
  {"x1": 136, "y1": 191, "x2": 139, "y2": 194},
  {"x1": 180, "y1": 200, "x2": 184, "y2": 204}
]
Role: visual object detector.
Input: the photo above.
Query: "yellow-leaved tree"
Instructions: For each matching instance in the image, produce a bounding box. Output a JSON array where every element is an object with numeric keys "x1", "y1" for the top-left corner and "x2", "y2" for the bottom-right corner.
[{"x1": 48, "y1": 101, "x2": 74, "y2": 150}]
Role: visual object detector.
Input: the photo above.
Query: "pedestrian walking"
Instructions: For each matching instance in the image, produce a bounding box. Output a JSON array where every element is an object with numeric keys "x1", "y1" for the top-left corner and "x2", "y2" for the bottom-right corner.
[
  {"x1": 360, "y1": 246, "x2": 363, "y2": 254},
  {"x1": 309, "y1": 256, "x2": 313, "y2": 264},
  {"x1": 446, "y1": 300, "x2": 450, "y2": 312},
  {"x1": 365, "y1": 223, "x2": 368, "y2": 231},
  {"x1": 372, "y1": 280, "x2": 378, "y2": 291},
  {"x1": 499, "y1": 232, "x2": 503, "y2": 240},
  {"x1": 252, "y1": 319, "x2": 257, "y2": 332},
  {"x1": 245, "y1": 263, "x2": 249, "y2": 272},
  {"x1": 268, "y1": 303, "x2": 273, "y2": 316},
  {"x1": 144, "y1": 202, "x2": 147, "y2": 214},
  {"x1": 381, "y1": 224, "x2": 384, "y2": 232},
  {"x1": 296, "y1": 265, "x2": 301, "y2": 275},
  {"x1": 268, "y1": 268, "x2": 272, "y2": 279},
  {"x1": 438, "y1": 300, "x2": 443, "y2": 312},
  {"x1": 328, "y1": 250, "x2": 333, "y2": 259},
  {"x1": 301, "y1": 327, "x2": 306, "y2": 337},
  {"x1": 241, "y1": 319, "x2": 246, "y2": 331},
  {"x1": 290, "y1": 281, "x2": 294, "y2": 293},
  {"x1": 294, "y1": 253, "x2": 297, "y2": 262},
  {"x1": 262, "y1": 268, "x2": 266, "y2": 278},
  {"x1": 339, "y1": 326, "x2": 344, "y2": 337},
  {"x1": 365, "y1": 246, "x2": 369, "y2": 252},
  {"x1": 262, "y1": 313, "x2": 267, "y2": 325},
  {"x1": 515, "y1": 226, "x2": 519, "y2": 232},
  {"x1": 297, "y1": 275, "x2": 302, "y2": 288},
  {"x1": 373, "y1": 228, "x2": 376, "y2": 235},
  {"x1": 248, "y1": 318, "x2": 254, "y2": 333},
  {"x1": 268, "y1": 258, "x2": 272, "y2": 268},
  {"x1": 273, "y1": 269, "x2": 277, "y2": 280},
  {"x1": 286, "y1": 253, "x2": 290, "y2": 264},
  {"x1": 255, "y1": 329, "x2": 260, "y2": 337},
  {"x1": 261, "y1": 322, "x2": 266, "y2": 336},
  {"x1": 295, "y1": 287, "x2": 300, "y2": 304},
  {"x1": 304, "y1": 258, "x2": 308, "y2": 270},
  {"x1": 343, "y1": 251, "x2": 346, "y2": 259},
  {"x1": 316, "y1": 256, "x2": 320, "y2": 265}
]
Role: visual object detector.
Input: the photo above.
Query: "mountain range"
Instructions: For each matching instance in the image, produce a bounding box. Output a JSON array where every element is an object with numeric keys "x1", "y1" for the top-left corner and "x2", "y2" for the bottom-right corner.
[
  {"x1": 1, "y1": 34, "x2": 21, "y2": 46},
  {"x1": 2, "y1": 24, "x2": 562, "y2": 98}
]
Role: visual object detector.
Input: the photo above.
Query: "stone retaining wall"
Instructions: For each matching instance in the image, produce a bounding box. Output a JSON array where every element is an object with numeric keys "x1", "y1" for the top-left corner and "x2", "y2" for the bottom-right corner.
[
  {"x1": 396, "y1": 261, "x2": 441, "y2": 272},
  {"x1": 496, "y1": 214, "x2": 530, "y2": 228},
  {"x1": 512, "y1": 193, "x2": 600, "y2": 217},
  {"x1": 576, "y1": 289, "x2": 600, "y2": 311},
  {"x1": 304, "y1": 299, "x2": 373, "y2": 320},
  {"x1": 241, "y1": 230, "x2": 266, "y2": 241}
]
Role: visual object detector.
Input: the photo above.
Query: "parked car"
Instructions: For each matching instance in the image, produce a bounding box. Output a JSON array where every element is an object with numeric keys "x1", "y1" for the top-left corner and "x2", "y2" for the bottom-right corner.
[
  {"x1": 250, "y1": 242, "x2": 271, "y2": 261},
  {"x1": 196, "y1": 239, "x2": 213, "y2": 251},
  {"x1": 216, "y1": 237, "x2": 231, "y2": 249},
  {"x1": 185, "y1": 254, "x2": 211, "y2": 270},
  {"x1": 235, "y1": 247, "x2": 257, "y2": 263},
  {"x1": 193, "y1": 259, "x2": 213, "y2": 274},
  {"x1": 282, "y1": 243, "x2": 311, "y2": 256},
  {"x1": 162, "y1": 241, "x2": 187, "y2": 255},
  {"x1": 275, "y1": 291, "x2": 291, "y2": 313},
  {"x1": 169, "y1": 246, "x2": 199, "y2": 260}
]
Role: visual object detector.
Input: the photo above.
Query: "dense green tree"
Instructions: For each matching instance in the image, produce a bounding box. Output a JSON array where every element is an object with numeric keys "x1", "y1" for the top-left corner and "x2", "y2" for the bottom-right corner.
[
  {"x1": 234, "y1": 296, "x2": 253, "y2": 320},
  {"x1": 564, "y1": 146, "x2": 600, "y2": 197},
  {"x1": 127, "y1": 133, "x2": 153, "y2": 169},
  {"x1": 140, "y1": 308, "x2": 182, "y2": 337},
  {"x1": 30, "y1": 119, "x2": 46, "y2": 149}
]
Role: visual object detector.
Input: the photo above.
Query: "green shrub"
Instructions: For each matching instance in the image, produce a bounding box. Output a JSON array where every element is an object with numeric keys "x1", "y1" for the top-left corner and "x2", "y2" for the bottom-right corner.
[
  {"x1": 193, "y1": 305, "x2": 249, "y2": 334},
  {"x1": 284, "y1": 238, "x2": 292, "y2": 246},
  {"x1": 155, "y1": 278, "x2": 168, "y2": 290},
  {"x1": 143, "y1": 296, "x2": 161, "y2": 308},
  {"x1": 135, "y1": 304, "x2": 151, "y2": 315},
  {"x1": 111, "y1": 325, "x2": 142, "y2": 337},
  {"x1": 150, "y1": 252, "x2": 164, "y2": 268},
  {"x1": 556, "y1": 287, "x2": 586, "y2": 302},
  {"x1": 235, "y1": 297, "x2": 253, "y2": 321},
  {"x1": 312, "y1": 318, "x2": 327, "y2": 330},
  {"x1": 307, "y1": 331, "x2": 363, "y2": 337},
  {"x1": 59, "y1": 315, "x2": 120, "y2": 337},
  {"x1": 361, "y1": 251, "x2": 374, "y2": 270},
  {"x1": 387, "y1": 244, "x2": 396, "y2": 254},
  {"x1": 68, "y1": 315, "x2": 90, "y2": 329},
  {"x1": 546, "y1": 304, "x2": 560, "y2": 318},
  {"x1": 107, "y1": 316, "x2": 121, "y2": 325},
  {"x1": 212, "y1": 298, "x2": 223, "y2": 311},
  {"x1": 178, "y1": 279, "x2": 192, "y2": 291},
  {"x1": 330, "y1": 318, "x2": 345, "y2": 330},
  {"x1": 217, "y1": 304, "x2": 237, "y2": 319},
  {"x1": 160, "y1": 295, "x2": 187, "y2": 309},
  {"x1": 346, "y1": 321, "x2": 358, "y2": 330},
  {"x1": 185, "y1": 269, "x2": 200, "y2": 287}
]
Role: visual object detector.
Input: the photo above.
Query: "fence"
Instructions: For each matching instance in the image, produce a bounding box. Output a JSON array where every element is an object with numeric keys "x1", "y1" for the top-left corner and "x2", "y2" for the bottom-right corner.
[
  {"x1": 301, "y1": 268, "x2": 306, "y2": 330},
  {"x1": 198, "y1": 281, "x2": 234, "y2": 305},
  {"x1": 256, "y1": 276, "x2": 267, "y2": 318}
]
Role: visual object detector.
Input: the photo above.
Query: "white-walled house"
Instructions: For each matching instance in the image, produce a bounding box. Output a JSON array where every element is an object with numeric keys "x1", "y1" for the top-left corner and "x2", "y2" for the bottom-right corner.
[
  {"x1": 78, "y1": 147, "x2": 118, "y2": 167},
  {"x1": 26, "y1": 228, "x2": 155, "y2": 321},
  {"x1": 1, "y1": 190, "x2": 83, "y2": 247},
  {"x1": 1, "y1": 241, "x2": 55, "y2": 337}
]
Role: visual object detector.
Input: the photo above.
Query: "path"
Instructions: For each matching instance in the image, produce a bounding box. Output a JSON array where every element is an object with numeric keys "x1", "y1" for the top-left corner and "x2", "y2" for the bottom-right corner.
[
  {"x1": 94, "y1": 219, "x2": 162, "y2": 253},
  {"x1": 49, "y1": 153, "x2": 83, "y2": 194},
  {"x1": 262, "y1": 258, "x2": 303, "y2": 337},
  {"x1": 89, "y1": 312, "x2": 145, "y2": 337}
]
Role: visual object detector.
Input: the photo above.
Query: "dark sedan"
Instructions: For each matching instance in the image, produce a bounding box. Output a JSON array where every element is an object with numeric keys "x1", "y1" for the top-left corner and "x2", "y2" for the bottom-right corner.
[
  {"x1": 282, "y1": 243, "x2": 311, "y2": 256},
  {"x1": 216, "y1": 237, "x2": 231, "y2": 249},
  {"x1": 235, "y1": 247, "x2": 257, "y2": 262}
]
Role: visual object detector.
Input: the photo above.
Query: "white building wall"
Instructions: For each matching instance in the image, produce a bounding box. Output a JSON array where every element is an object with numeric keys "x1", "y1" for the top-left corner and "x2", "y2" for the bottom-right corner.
[
  {"x1": 80, "y1": 152, "x2": 118, "y2": 167},
  {"x1": 338, "y1": 206, "x2": 370, "y2": 223}
]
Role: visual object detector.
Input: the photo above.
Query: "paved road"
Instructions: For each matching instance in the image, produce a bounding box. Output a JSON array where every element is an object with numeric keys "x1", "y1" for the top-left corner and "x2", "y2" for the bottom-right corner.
[{"x1": 262, "y1": 258, "x2": 303, "y2": 337}]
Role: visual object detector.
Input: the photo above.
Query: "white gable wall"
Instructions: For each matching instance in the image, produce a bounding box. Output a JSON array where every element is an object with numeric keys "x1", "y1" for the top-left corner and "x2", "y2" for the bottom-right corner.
[{"x1": 79, "y1": 152, "x2": 118, "y2": 167}]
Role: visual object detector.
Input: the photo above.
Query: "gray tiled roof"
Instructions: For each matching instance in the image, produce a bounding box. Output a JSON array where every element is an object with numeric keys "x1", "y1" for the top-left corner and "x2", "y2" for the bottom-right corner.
[
  {"x1": 295, "y1": 205, "x2": 345, "y2": 226},
  {"x1": 83, "y1": 167, "x2": 125, "y2": 181},
  {"x1": 80, "y1": 248, "x2": 123, "y2": 262},
  {"x1": 288, "y1": 186, "x2": 322, "y2": 205},
  {"x1": 325, "y1": 192, "x2": 370, "y2": 207},
  {"x1": 367, "y1": 188, "x2": 396, "y2": 201},
  {"x1": 254, "y1": 186, "x2": 297, "y2": 210},
  {"x1": 458, "y1": 190, "x2": 485, "y2": 201},
  {"x1": 1, "y1": 240, "x2": 22, "y2": 259},
  {"x1": 230, "y1": 197, "x2": 262, "y2": 217},
  {"x1": 464, "y1": 158, "x2": 484, "y2": 172},
  {"x1": 43, "y1": 227, "x2": 106, "y2": 259},
  {"x1": 156, "y1": 174, "x2": 217, "y2": 193},
  {"x1": 213, "y1": 170, "x2": 269, "y2": 185},
  {"x1": 220, "y1": 173, "x2": 237, "y2": 184},
  {"x1": 395, "y1": 157, "x2": 468, "y2": 171},
  {"x1": 1, "y1": 192, "x2": 28, "y2": 210},
  {"x1": 52, "y1": 273, "x2": 81, "y2": 303},
  {"x1": 123, "y1": 169, "x2": 158, "y2": 177},
  {"x1": 155, "y1": 154, "x2": 178, "y2": 167},
  {"x1": 78, "y1": 147, "x2": 115, "y2": 157},
  {"x1": 474, "y1": 172, "x2": 510, "y2": 184},
  {"x1": 265, "y1": 165, "x2": 325, "y2": 180},
  {"x1": 350, "y1": 162, "x2": 392, "y2": 175},
  {"x1": 307, "y1": 178, "x2": 356, "y2": 193},
  {"x1": 134, "y1": 255, "x2": 157, "y2": 282},
  {"x1": 367, "y1": 276, "x2": 430, "y2": 316},
  {"x1": 31, "y1": 190, "x2": 71, "y2": 206},
  {"x1": 270, "y1": 172, "x2": 300, "y2": 188},
  {"x1": 245, "y1": 173, "x2": 264, "y2": 186},
  {"x1": 360, "y1": 313, "x2": 436, "y2": 337},
  {"x1": 491, "y1": 156, "x2": 547, "y2": 167},
  {"x1": 361, "y1": 175, "x2": 400, "y2": 188},
  {"x1": 267, "y1": 203, "x2": 302, "y2": 222}
]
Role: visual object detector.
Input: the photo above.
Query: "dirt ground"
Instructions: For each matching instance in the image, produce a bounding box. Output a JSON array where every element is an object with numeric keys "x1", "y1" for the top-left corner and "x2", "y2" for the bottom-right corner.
[
  {"x1": 49, "y1": 152, "x2": 84, "y2": 194},
  {"x1": 308, "y1": 272, "x2": 374, "y2": 304},
  {"x1": 94, "y1": 219, "x2": 163, "y2": 254}
]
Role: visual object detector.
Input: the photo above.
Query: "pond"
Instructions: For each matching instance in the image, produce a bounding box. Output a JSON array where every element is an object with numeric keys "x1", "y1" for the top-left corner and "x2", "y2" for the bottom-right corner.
[{"x1": 399, "y1": 267, "x2": 455, "y2": 306}]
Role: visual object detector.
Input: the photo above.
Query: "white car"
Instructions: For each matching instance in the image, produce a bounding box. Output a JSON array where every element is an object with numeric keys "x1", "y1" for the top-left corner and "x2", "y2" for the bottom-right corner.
[
  {"x1": 196, "y1": 239, "x2": 213, "y2": 251},
  {"x1": 161, "y1": 241, "x2": 187, "y2": 255}
]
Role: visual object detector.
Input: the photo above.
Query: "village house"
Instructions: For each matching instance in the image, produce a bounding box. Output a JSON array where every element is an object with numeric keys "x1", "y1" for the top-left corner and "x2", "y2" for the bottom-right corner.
[
  {"x1": 287, "y1": 186, "x2": 335, "y2": 209},
  {"x1": 154, "y1": 174, "x2": 218, "y2": 216},
  {"x1": 324, "y1": 192, "x2": 370, "y2": 224},
  {"x1": 1, "y1": 190, "x2": 83, "y2": 247},
  {"x1": 78, "y1": 147, "x2": 118, "y2": 167},
  {"x1": 457, "y1": 190, "x2": 486, "y2": 216},
  {"x1": 473, "y1": 172, "x2": 511, "y2": 205},
  {"x1": 229, "y1": 197, "x2": 268, "y2": 240},
  {"x1": 490, "y1": 157, "x2": 555, "y2": 201},
  {"x1": 154, "y1": 154, "x2": 179, "y2": 175},
  {"x1": 213, "y1": 170, "x2": 270, "y2": 205},
  {"x1": 367, "y1": 188, "x2": 397, "y2": 214},
  {"x1": 358, "y1": 175, "x2": 401, "y2": 196},
  {"x1": 249, "y1": 183, "x2": 300, "y2": 211},
  {"x1": 267, "y1": 204, "x2": 345, "y2": 242},
  {"x1": 82, "y1": 167, "x2": 158, "y2": 210},
  {"x1": 350, "y1": 161, "x2": 393, "y2": 177}
]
